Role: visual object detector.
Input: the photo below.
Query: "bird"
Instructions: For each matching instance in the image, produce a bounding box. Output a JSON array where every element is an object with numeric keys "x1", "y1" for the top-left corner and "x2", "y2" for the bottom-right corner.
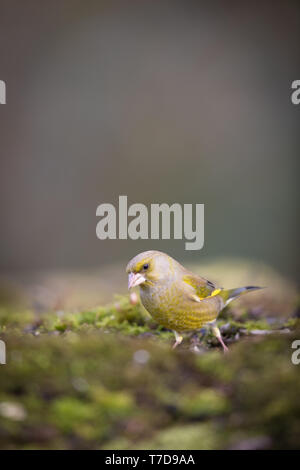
[{"x1": 126, "y1": 250, "x2": 262, "y2": 352}]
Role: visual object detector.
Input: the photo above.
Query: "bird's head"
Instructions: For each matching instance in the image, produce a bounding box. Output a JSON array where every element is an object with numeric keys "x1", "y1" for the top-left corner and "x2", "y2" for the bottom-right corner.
[{"x1": 126, "y1": 250, "x2": 176, "y2": 289}]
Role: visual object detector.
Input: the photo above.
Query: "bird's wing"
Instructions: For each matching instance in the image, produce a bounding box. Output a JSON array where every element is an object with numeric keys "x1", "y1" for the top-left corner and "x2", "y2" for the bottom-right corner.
[
  {"x1": 178, "y1": 273, "x2": 222, "y2": 324},
  {"x1": 182, "y1": 273, "x2": 218, "y2": 301}
]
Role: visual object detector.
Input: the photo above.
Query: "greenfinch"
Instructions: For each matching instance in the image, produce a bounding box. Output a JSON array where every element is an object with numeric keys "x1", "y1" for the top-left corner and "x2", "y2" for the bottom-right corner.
[{"x1": 126, "y1": 250, "x2": 261, "y2": 352}]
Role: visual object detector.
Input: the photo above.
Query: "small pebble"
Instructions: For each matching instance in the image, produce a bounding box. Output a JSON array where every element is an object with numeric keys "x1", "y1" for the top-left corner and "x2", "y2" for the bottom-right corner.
[
  {"x1": 220, "y1": 323, "x2": 231, "y2": 333},
  {"x1": 0, "y1": 402, "x2": 27, "y2": 421},
  {"x1": 249, "y1": 329, "x2": 272, "y2": 335},
  {"x1": 71, "y1": 377, "x2": 89, "y2": 392},
  {"x1": 133, "y1": 349, "x2": 150, "y2": 364}
]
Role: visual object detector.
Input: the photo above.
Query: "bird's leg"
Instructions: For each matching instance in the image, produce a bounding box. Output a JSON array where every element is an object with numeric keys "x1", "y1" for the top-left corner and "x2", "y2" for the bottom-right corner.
[
  {"x1": 211, "y1": 325, "x2": 228, "y2": 353},
  {"x1": 172, "y1": 331, "x2": 183, "y2": 349}
]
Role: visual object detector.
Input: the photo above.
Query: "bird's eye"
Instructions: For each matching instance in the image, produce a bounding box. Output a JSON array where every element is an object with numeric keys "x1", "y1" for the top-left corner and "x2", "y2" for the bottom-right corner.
[{"x1": 143, "y1": 263, "x2": 149, "y2": 270}]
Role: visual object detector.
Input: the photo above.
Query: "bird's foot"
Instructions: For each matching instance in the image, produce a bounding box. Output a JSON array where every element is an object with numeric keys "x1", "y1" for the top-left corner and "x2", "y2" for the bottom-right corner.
[
  {"x1": 211, "y1": 325, "x2": 229, "y2": 353},
  {"x1": 218, "y1": 335, "x2": 229, "y2": 353},
  {"x1": 172, "y1": 331, "x2": 183, "y2": 349}
]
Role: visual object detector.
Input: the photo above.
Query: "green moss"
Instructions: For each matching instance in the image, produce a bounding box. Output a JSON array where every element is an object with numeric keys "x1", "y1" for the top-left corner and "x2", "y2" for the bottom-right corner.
[
  {"x1": 0, "y1": 290, "x2": 300, "y2": 449},
  {"x1": 284, "y1": 318, "x2": 300, "y2": 330},
  {"x1": 0, "y1": 332, "x2": 299, "y2": 449},
  {"x1": 0, "y1": 307, "x2": 36, "y2": 332},
  {"x1": 1, "y1": 293, "x2": 299, "y2": 342},
  {"x1": 133, "y1": 423, "x2": 220, "y2": 450},
  {"x1": 180, "y1": 388, "x2": 230, "y2": 418},
  {"x1": 50, "y1": 397, "x2": 96, "y2": 434}
]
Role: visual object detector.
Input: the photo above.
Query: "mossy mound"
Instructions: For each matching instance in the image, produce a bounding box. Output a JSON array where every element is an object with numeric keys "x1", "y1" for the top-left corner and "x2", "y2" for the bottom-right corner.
[{"x1": 0, "y1": 292, "x2": 299, "y2": 449}]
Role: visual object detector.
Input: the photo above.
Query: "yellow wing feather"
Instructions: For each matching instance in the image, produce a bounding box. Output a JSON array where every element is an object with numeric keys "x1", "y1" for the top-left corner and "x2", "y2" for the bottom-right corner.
[{"x1": 182, "y1": 273, "x2": 217, "y2": 299}]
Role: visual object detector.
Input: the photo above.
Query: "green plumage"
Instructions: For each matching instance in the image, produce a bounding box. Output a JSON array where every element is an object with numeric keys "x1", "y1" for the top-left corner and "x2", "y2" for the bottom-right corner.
[{"x1": 127, "y1": 251, "x2": 262, "y2": 348}]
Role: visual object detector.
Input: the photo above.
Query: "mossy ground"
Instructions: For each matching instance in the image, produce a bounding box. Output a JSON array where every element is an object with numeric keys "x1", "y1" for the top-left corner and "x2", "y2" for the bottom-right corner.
[{"x1": 0, "y1": 263, "x2": 300, "y2": 449}]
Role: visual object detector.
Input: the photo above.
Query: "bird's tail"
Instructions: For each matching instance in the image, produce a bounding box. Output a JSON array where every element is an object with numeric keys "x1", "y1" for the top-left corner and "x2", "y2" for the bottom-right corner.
[{"x1": 219, "y1": 286, "x2": 263, "y2": 306}]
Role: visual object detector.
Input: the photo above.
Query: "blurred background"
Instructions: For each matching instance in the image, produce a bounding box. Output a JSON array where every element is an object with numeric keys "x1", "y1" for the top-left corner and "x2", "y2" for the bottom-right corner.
[{"x1": 0, "y1": 0, "x2": 299, "y2": 288}]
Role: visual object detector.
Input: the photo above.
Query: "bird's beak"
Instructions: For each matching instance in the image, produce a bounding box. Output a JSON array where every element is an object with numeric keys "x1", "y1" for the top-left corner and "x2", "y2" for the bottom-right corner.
[{"x1": 128, "y1": 272, "x2": 146, "y2": 289}]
